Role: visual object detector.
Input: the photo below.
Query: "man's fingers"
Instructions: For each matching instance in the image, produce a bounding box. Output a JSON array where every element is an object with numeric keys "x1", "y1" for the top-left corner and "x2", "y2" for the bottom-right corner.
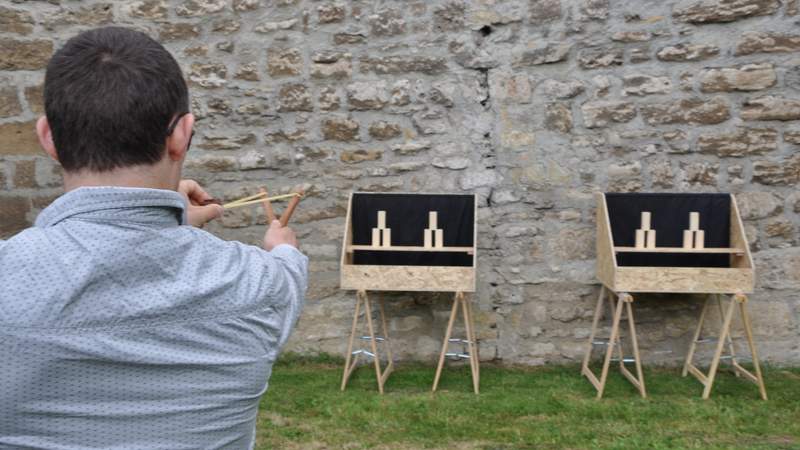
[
  {"x1": 191, "y1": 204, "x2": 224, "y2": 226},
  {"x1": 189, "y1": 186, "x2": 212, "y2": 204},
  {"x1": 211, "y1": 205, "x2": 225, "y2": 219},
  {"x1": 263, "y1": 219, "x2": 298, "y2": 250},
  {"x1": 179, "y1": 179, "x2": 213, "y2": 204},
  {"x1": 178, "y1": 179, "x2": 199, "y2": 194}
]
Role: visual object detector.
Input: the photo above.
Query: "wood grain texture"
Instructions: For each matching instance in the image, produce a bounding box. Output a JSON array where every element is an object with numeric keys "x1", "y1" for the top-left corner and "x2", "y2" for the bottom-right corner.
[
  {"x1": 346, "y1": 245, "x2": 474, "y2": 253},
  {"x1": 279, "y1": 192, "x2": 302, "y2": 226},
  {"x1": 614, "y1": 246, "x2": 743, "y2": 254},
  {"x1": 729, "y1": 194, "x2": 754, "y2": 270},
  {"x1": 341, "y1": 265, "x2": 475, "y2": 292},
  {"x1": 339, "y1": 191, "x2": 477, "y2": 293},
  {"x1": 614, "y1": 266, "x2": 753, "y2": 294},
  {"x1": 340, "y1": 193, "x2": 354, "y2": 267},
  {"x1": 595, "y1": 193, "x2": 617, "y2": 289},
  {"x1": 600, "y1": 194, "x2": 754, "y2": 294}
]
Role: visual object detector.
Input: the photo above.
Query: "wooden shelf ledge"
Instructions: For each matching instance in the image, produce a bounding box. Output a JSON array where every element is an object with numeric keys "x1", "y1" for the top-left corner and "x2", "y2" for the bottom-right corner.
[
  {"x1": 614, "y1": 246, "x2": 745, "y2": 255},
  {"x1": 347, "y1": 245, "x2": 474, "y2": 255}
]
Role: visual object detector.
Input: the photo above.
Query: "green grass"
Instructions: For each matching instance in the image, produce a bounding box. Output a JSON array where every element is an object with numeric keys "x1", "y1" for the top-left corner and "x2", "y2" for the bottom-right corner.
[{"x1": 257, "y1": 354, "x2": 800, "y2": 449}]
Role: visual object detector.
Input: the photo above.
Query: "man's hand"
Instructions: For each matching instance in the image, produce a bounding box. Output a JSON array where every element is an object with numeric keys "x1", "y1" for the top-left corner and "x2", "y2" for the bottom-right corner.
[
  {"x1": 178, "y1": 179, "x2": 224, "y2": 228},
  {"x1": 264, "y1": 220, "x2": 298, "y2": 251}
]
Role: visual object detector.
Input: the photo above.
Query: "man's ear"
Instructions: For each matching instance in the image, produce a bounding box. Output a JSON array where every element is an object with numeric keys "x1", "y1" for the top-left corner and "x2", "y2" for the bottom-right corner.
[
  {"x1": 166, "y1": 113, "x2": 195, "y2": 162},
  {"x1": 36, "y1": 116, "x2": 60, "y2": 162}
]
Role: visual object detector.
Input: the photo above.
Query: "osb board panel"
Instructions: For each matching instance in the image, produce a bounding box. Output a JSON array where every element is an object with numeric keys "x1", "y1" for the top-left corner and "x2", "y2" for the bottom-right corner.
[
  {"x1": 729, "y1": 194, "x2": 753, "y2": 270},
  {"x1": 614, "y1": 267, "x2": 753, "y2": 294},
  {"x1": 340, "y1": 193, "x2": 354, "y2": 266},
  {"x1": 341, "y1": 265, "x2": 475, "y2": 292},
  {"x1": 595, "y1": 193, "x2": 616, "y2": 288}
]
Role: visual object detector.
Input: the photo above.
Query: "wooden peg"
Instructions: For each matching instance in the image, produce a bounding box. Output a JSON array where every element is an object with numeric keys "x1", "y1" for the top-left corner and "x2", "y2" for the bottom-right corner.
[
  {"x1": 683, "y1": 230, "x2": 693, "y2": 249},
  {"x1": 424, "y1": 229, "x2": 433, "y2": 248},
  {"x1": 372, "y1": 228, "x2": 381, "y2": 247},
  {"x1": 640, "y1": 212, "x2": 651, "y2": 230},
  {"x1": 382, "y1": 228, "x2": 392, "y2": 247},
  {"x1": 646, "y1": 230, "x2": 656, "y2": 249},
  {"x1": 634, "y1": 212, "x2": 654, "y2": 249},
  {"x1": 435, "y1": 229, "x2": 444, "y2": 248},
  {"x1": 635, "y1": 229, "x2": 646, "y2": 249},
  {"x1": 377, "y1": 211, "x2": 387, "y2": 229},
  {"x1": 429, "y1": 211, "x2": 438, "y2": 229},
  {"x1": 695, "y1": 230, "x2": 705, "y2": 249},
  {"x1": 689, "y1": 212, "x2": 700, "y2": 231}
]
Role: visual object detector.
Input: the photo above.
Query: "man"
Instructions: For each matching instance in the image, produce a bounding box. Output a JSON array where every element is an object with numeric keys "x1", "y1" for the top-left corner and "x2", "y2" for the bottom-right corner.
[{"x1": 0, "y1": 27, "x2": 307, "y2": 449}]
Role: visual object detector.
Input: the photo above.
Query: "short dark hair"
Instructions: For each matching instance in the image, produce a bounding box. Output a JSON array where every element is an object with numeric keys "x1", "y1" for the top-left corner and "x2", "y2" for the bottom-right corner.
[{"x1": 44, "y1": 26, "x2": 189, "y2": 172}]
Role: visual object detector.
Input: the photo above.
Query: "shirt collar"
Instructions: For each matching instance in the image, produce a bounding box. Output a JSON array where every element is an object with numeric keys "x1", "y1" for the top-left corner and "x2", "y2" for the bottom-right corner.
[{"x1": 35, "y1": 186, "x2": 189, "y2": 227}]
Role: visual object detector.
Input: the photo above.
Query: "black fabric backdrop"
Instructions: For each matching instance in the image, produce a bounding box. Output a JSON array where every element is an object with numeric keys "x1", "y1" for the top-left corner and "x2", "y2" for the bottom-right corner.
[
  {"x1": 605, "y1": 193, "x2": 731, "y2": 268},
  {"x1": 351, "y1": 193, "x2": 474, "y2": 266}
]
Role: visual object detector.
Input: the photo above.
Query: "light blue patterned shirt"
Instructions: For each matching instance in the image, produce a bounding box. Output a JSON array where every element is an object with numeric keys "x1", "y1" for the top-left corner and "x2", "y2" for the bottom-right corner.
[{"x1": 0, "y1": 187, "x2": 308, "y2": 449}]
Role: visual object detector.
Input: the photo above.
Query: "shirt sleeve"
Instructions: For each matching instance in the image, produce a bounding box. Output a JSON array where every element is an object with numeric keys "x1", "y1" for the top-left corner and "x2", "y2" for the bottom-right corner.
[
  {"x1": 199, "y1": 231, "x2": 309, "y2": 353},
  {"x1": 261, "y1": 244, "x2": 308, "y2": 348}
]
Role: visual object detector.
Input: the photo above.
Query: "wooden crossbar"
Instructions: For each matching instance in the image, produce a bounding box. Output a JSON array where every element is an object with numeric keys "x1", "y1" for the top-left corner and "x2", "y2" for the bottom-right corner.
[
  {"x1": 620, "y1": 364, "x2": 643, "y2": 391},
  {"x1": 685, "y1": 363, "x2": 708, "y2": 384},
  {"x1": 732, "y1": 361, "x2": 759, "y2": 384},
  {"x1": 347, "y1": 245, "x2": 474, "y2": 254},
  {"x1": 582, "y1": 365, "x2": 602, "y2": 391},
  {"x1": 614, "y1": 247, "x2": 745, "y2": 254}
]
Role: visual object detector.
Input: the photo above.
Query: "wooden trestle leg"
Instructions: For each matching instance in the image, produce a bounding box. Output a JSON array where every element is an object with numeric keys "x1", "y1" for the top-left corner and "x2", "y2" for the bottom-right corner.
[
  {"x1": 432, "y1": 291, "x2": 480, "y2": 394},
  {"x1": 340, "y1": 290, "x2": 394, "y2": 394},
  {"x1": 683, "y1": 293, "x2": 767, "y2": 400},
  {"x1": 581, "y1": 287, "x2": 646, "y2": 398}
]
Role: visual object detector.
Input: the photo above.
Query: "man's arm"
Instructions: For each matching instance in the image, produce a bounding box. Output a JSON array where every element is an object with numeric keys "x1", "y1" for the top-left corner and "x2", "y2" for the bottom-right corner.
[
  {"x1": 265, "y1": 243, "x2": 308, "y2": 347},
  {"x1": 261, "y1": 220, "x2": 306, "y2": 347},
  {"x1": 182, "y1": 182, "x2": 307, "y2": 349}
]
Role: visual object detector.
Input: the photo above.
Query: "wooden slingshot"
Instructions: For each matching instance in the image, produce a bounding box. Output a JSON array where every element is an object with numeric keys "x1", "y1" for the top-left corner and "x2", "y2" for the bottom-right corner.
[{"x1": 207, "y1": 188, "x2": 304, "y2": 226}]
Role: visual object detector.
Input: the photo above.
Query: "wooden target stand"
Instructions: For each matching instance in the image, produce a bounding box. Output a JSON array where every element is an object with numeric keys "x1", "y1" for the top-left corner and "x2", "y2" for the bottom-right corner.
[
  {"x1": 583, "y1": 193, "x2": 766, "y2": 400},
  {"x1": 340, "y1": 193, "x2": 479, "y2": 394}
]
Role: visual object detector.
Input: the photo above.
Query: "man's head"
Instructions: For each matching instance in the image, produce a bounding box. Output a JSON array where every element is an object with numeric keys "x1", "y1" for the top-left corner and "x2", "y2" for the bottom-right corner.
[{"x1": 36, "y1": 26, "x2": 194, "y2": 190}]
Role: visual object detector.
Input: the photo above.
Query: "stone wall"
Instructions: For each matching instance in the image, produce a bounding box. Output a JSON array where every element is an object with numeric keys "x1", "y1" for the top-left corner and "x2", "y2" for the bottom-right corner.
[{"x1": 1, "y1": 0, "x2": 798, "y2": 366}]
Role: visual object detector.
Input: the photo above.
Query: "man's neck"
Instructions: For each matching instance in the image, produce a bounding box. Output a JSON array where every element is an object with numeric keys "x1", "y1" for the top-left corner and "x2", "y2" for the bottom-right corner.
[{"x1": 62, "y1": 164, "x2": 178, "y2": 192}]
